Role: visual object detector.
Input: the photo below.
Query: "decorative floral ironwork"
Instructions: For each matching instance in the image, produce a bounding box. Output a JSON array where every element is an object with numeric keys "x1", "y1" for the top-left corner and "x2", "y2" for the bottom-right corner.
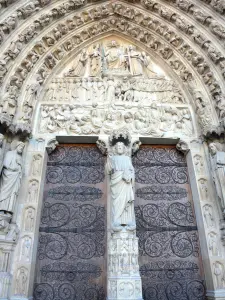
[
  {"x1": 41, "y1": 262, "x2": 102, "y2": 282},
  {"x1": 47, "y1": 186, "x2": 103, "y2": 202},
  {"x1": 133, "y1": 146, "x2": 205, "y2": 300},
  {"x1": 136, "y1": 185, "x2": 187, "y2": 201},
  {"x1": 34, "y1": 145, "x2": 106, "y2": 300},
  {"x1": 140, "y1": 261, "x2": 200, "y2": 280},
  {"x1": 47, "y1": 146, "x2": 105, "y2": 184},
  {"x1": 142, "y1": 280, "x2": 205, "y2": 300}
]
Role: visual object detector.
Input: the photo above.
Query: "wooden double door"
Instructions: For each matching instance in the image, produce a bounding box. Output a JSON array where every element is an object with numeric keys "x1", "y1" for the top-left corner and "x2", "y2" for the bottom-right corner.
[{"x1": 33, "y1": 144, "x2": 205, "y2": 300}]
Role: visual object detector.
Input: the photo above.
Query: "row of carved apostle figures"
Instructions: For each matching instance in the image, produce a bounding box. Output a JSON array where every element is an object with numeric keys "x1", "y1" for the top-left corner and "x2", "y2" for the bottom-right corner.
[{"x1": 40, "y1": 104, "x2": 193, "y2": 136}]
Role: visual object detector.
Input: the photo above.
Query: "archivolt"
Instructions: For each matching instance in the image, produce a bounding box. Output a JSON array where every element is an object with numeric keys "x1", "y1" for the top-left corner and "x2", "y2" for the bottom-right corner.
[{"x1": 0, "y1": 0, "x2": 224, "y2": 135}]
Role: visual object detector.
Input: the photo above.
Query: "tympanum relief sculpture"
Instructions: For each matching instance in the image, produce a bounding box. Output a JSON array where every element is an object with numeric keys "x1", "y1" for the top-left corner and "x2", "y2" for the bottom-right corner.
[{"x1": 35, "y1": 38, "x2": 195, "y2": 138}]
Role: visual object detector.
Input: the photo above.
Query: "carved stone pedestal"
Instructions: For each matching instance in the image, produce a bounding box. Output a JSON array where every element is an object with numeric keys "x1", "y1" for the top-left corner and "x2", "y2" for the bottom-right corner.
[
  {"x1": 107, "y1": 229, "x2": 143, "y2": 300},
  {"x1": 0, "y1": 212, "x2": 18, "y2": 299},
  {"x1": 207, "y1": 290, "x2": 225, "y2": 300}
]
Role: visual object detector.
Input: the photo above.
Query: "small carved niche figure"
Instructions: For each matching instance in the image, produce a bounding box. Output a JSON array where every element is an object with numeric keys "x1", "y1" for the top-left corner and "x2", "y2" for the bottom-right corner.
[
  {"x1": 0, "y1": 142, "x2": 25, "y2": 213},
  {"x1": 213, "y1": 262, "x2": 225, "y2": 289},
  {"x1": 21, "y1": 236, "x2": 32, "y2": 262},
  {"x1": 27, "y1": 180, "x2": 39, "y2": 203},
  {"x1": 24, "y1": 207, "x2": 35, "y2": 232},
  {"x1": 208, "y1": 232, "x2": 219, "y2": 256},
  {"x1": 15, "y1": 267, "x2": 28, "y2": 295},
  {"x1": 194, "y1": 154, "x2": 204, "y2": 174},
  {"x1": 203, "y1": 205, "x2": 215, "y2": 228},
  {"x1": 198, "y1": 178, "x2": 209, "y2": 200},
  {"x1": 31, "y1": 154, "x2": 42, "y2": 176}
]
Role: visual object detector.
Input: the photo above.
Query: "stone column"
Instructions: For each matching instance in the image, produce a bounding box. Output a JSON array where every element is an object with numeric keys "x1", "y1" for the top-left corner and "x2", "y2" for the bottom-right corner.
[{"x1": 97, "y1": 129, "x2": 143, "y2": 300}]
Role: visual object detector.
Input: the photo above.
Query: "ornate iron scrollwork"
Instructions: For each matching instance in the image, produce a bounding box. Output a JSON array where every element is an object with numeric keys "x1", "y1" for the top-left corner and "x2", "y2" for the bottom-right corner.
[
  {"x1": 133, "y1": 146, "x2": 206, "y2": 300},
  {"x1": 33, "y1": 146, "x2": 106, "y2": 300}
]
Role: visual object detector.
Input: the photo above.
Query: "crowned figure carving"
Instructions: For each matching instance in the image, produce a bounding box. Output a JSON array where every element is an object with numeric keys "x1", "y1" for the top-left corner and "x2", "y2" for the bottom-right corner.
[
  {"x1": 97, "y1": 129, "x2": 143, "y2": 300},
  {"x1": 106, "y1": 130, "x2": 137, "y2": 231}
]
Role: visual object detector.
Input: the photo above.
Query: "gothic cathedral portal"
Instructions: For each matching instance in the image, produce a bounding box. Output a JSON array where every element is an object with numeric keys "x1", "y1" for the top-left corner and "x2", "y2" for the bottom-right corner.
[{"x1": 34, "y1": 144, "x2": 205, "y2": 300}]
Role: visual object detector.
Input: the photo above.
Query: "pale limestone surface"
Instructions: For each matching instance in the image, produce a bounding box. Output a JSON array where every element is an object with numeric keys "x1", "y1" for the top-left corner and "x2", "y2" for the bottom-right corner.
[{"x1": 0, "y1": 0, "x2": 224, "y2": 299}]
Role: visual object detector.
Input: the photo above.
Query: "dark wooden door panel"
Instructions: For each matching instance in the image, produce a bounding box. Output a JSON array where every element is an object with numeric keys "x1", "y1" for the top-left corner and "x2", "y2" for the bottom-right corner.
[
  {"x1": 33, "y1": 145, "x2": 106, "y2": 300},
  {"x1": 133, "y1": 145, "x2": 206, "y2": 300}
]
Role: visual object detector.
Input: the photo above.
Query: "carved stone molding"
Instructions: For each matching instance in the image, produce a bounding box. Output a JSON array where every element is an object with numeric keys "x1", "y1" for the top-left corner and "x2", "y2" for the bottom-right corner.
[
  {"x1": 176, "y1": 139, "x2": 190, "y2": 155},
  {"x1": 0, "y1": 0, "x2": 224, "y2": 136},
  {"x1": 46, "y1": 137, "x2": 58, "y2": 154}
]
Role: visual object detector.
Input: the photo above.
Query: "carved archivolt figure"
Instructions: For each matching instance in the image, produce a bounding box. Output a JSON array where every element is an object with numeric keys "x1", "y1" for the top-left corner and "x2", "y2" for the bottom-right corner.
[
  {"x1": 0, "y1": 142, "x2": 24, "y2": 213},
  {"x1": 106, "y1": 141, "x2": 136, "y2": 230}
]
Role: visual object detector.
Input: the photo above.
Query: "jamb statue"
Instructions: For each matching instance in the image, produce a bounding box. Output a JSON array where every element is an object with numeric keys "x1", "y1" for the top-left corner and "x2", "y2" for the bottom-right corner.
[
  {"x1": 209, "y1": 142, "x2": 225, "y2": 216},
  {"x1": 106, "y1": 140, "x2": 136, "y2": 231},
  {"x1": 0, "y1": 141, "x2": 25, "y2": 213}
]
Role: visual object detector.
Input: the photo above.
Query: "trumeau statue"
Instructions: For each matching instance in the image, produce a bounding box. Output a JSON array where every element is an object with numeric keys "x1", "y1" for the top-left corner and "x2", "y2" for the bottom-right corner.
[
  {"x1": 105, "y1": 129, "x2": 140, "y2": 231},
  {"x1": 0, "y1": 141, "x2": 25, "y2": 213},
  {"x1": 100, "y1": 129, "x2": 143, "y2": 300},
  {"x1": 107, "y1": 142, "x2": 135, "y2": 230}
]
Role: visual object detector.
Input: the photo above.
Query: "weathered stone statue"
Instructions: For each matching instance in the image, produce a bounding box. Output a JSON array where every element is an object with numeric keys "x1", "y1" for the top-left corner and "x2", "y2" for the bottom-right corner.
[
  {"x1": 209, "y1": 142, "x2": 225, "y2": 215},
  {"x1": 67, "y1": 48, "x2": 88, "y2": 77},
  {"x1": 0, "y1": 134, "x2": 4, "y2": 171},
  {"x1": 106, "y1": 141, "x2": 136, "y2": 230},
  {"x1": 98, "y1": 129, "x2": 143, "y2": 300},
  {"x1": 127, "y1": 45, "x2": 142, "y2": 75},
  {"x1": 89, "y1": 43, "x2": 101, "y2": 76},
  {"x1": 0, "y1": 142, "x2": 25, "y2": 213},
  {"x1": 105, "y1": 40, "x2": 125, "y2": 70}
]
